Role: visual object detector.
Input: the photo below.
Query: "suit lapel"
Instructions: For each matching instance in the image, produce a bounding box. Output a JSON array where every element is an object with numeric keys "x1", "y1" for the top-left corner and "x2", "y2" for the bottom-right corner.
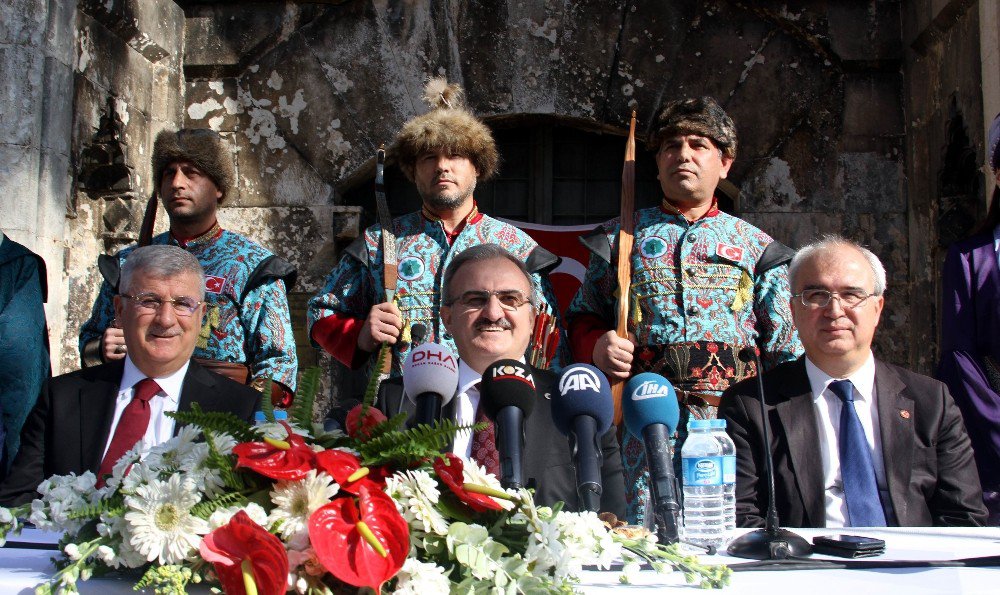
[
  {"x1": 80, "y1": 361, "x2": 126, "y2": 472},
  {"x1": 176, "y1": 361, "x2": 219, "y2": 434},
  {"x1": 773, "y1": 359, "x2": 825, "y2": 526},
  {"x1": 873, "y1": 360, "x2": 913, "y2": 525}
]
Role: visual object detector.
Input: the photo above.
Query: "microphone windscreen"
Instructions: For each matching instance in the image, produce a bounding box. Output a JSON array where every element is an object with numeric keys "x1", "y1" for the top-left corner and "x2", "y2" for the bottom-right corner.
[
  {"x1": 480, "y1": 359, "x2": 537, "y2": 420},
  {"x1": 402, "y1": 342, "x2": 459, "y2": 406},
  {"x1": 410, "y1": 323, "x2": 427, "y2": 345},
  {"x1": 622, "y1": 372, "x2": 680, "y2": 437},
  {"x1": 552, "y1": 364, "x2": 613, "y2": 435}
]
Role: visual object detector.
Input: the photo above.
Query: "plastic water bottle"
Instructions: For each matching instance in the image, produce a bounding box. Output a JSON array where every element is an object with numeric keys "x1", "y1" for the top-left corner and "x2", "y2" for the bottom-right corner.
[
  {"x1": 681, "y1": 419, "x2": 725, "y2": 548},
  {"x1": 710, "y1": 419, "x2": 737, "y2": 534},
  {"x1": 254, "y1": 410, "x2": 288, "y2": 425}
]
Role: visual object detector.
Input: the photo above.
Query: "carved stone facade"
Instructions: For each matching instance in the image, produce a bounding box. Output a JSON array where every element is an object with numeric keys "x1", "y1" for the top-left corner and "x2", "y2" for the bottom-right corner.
[{"x1": 2, "y1": 1, "x2": 997, "y2": 396}]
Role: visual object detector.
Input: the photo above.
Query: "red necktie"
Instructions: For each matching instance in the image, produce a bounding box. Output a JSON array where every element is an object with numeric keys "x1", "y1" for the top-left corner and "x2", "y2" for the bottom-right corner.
[
  {"x1": 470, "y1": 390, "x2": 500, "y2": 477},
  {"x1": 97, "y1": 378, "x2": 161, "y2": 487}
]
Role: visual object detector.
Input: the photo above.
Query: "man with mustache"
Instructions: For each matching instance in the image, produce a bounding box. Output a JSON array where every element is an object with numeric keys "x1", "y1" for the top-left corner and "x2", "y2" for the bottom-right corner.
[
  {"x1": 720, "y1": 237, "x2": 986, "y2": 527},
  {"x1": 79, "y1": 129, "x2": 298, "y2": 406},
  {"x1": 308, "y1": 79, "x2": 560, "y2": 378},
  {"x1": 1, "y1": 245, "x2": 260, "y2": 506},
  {"x1": 565, "y1": 96, "x2": 802, "y2": 524}
]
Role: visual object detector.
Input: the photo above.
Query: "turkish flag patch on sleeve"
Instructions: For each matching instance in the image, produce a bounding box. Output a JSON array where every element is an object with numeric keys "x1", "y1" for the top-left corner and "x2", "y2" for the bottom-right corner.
[
  {"x1": 205, "y1": 275, "x2": 226, "y2": 294},
  {"x1": 716, "y1": 243, "x2": 744, "y2": 262}
]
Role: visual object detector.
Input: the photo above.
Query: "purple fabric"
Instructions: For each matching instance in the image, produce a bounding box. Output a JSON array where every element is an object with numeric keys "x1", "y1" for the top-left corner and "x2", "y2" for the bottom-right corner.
[{"x1": 938, "y1": 231, "x2": 1000, "y2": 503}]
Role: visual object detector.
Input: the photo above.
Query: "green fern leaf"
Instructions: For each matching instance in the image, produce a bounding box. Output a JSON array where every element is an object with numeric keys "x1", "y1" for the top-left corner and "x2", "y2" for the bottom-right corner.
[
  {"x1": 291, "y1": 367, "x2": 321, "y2": 427},
  {"x1": 191, "y1": 491, "x2": 248, "y2": 519},
  {"x1": 357, "y1": 419, "x2": 476, "y2": 466},
  {"x1": 258, "y1": 378, "x2": 275, "y2": 422},
  {"x1": 167, "y1": 403, "x2": 256, "y2": 443}
]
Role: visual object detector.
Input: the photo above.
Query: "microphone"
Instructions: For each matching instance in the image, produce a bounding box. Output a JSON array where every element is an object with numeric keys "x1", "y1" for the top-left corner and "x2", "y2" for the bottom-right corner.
[
  {"x1": 552, "y1": 364, "x2": 614, "y2": 512},
  {"x1": 402, "y1": 342, "x2": 459, "y2": 427},
  {"x1": 623, "y1": 373, "x2": 681, "y2": 545},
  {"x1": 410, "y1": 323, "x2": 427, "y2": 347},
  {"x1": 726, "y1": 347, "x2": 811, "y2": 560},
  {"x1": 479, "y1": 359, "x2": 537, "y2": 490}
]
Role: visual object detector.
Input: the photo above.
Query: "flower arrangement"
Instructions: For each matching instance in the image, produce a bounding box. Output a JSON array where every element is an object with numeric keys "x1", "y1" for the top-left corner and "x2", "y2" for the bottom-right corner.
[{"x1": 0, "y1": 362, "x2": 730, "y2": 594}]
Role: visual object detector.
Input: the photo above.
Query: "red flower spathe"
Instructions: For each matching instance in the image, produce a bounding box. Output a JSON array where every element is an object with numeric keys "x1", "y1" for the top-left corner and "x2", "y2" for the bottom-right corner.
[
  {"x1": 314, "y1": 449, "x2": 387, "y2": 495},
  {"x1": 309, "y1": 485, "x2": 409, "y2": 591},
  {"x1": 433, "y1": 453, "x2": 504, "y2": 512},
  {"x1": 233, "y1": 421, "x2": 316, "y2": 481},
  {"x1": 345, "y1": 404, "x2": 388, "y2": 440},
  {"x1": 199, "y1": 511, "x2": 288, "y2": 595}
]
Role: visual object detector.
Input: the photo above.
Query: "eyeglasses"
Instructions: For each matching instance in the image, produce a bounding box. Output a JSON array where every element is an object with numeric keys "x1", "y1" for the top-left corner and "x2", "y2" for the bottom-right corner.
[
  {"x1": 447, "y1": 290, "x2": 533, "y2": 312},
  {"x1": 121, "y1": 292, "x2": 203, "y2": 316},
  {"x1": 792, "y1": 289, "x2": 876, "y2": 309}
]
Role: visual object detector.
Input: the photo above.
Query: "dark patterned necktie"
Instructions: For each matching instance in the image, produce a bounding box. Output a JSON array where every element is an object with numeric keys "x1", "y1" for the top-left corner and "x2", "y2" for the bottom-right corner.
[
  {"x1": 97, "y1": 378, "x2": 160, "y2": 487},
  {"x1": 469, "y1": 384, "x2": 500, "y2": 477},
  {"x1": 830, "y1": 379, "x2": 886, "y2": 527}
]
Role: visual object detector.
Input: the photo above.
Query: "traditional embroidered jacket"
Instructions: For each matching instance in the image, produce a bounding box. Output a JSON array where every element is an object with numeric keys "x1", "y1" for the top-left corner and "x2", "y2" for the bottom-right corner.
[
  {"x1": 78, "y1": 225, "x2": 298, "y2": 392},
  {"x1": 565, "y1": 203, "x2": 802, "y2": 524},
  {"x1": 307, "y1": 207, "x2": 560, "y2": 377}
]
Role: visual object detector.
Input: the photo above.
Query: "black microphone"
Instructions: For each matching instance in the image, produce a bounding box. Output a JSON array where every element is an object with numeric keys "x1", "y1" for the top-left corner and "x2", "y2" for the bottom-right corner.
[
  {"x1": 622, "y1": 373, "x2": 681, "y2": 544},
  {"x1": 552, "y1": 364, "x2": 614, "y2": 512},
  {"x1": 726, "y1": 347, "x2": 812, "y2": 560},
  {"x1": 479, "y1": 359, "x2": 537, "y2": 490},
  {"x1": 402, "y1": 342, "x2": 459, "y2": 427},
  {"x1": 410, "y1": 323, "x2": 427, "y2": 347}
]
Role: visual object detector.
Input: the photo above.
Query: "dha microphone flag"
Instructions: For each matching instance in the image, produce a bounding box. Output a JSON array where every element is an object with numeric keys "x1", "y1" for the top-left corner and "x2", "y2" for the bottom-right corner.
[
  {"x1": 402, "y1": 342, "x2": 459, "y2": 425},
  {"x1": 623, "y1": 373, "x2": 680, "y2": 437}
]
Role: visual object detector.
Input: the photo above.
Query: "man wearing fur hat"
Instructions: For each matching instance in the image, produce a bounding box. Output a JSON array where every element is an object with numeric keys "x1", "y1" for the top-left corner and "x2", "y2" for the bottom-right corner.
[
  {"x1": 308, "y1": 78, "x2": 560, "y2": 377},
  {"x1": 79, "y1": 129, "x2": 298, "y2": 406},
  {"x1": 565, "y1": 96, "x2": 802, "y2": 524}
]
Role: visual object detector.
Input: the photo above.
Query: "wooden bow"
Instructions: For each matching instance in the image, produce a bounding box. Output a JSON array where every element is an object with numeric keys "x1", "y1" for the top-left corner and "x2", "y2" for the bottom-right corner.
[{"x1": 610, "y1": 111, "x2": 637, "y2": 426}]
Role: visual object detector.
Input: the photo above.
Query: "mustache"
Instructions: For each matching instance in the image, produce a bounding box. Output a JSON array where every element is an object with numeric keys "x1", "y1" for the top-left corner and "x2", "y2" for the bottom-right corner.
[
  {"x1": 474, "y1": 318, "x2": 513, "y2": 331},
  {"x1": 148, "y1": 326, "x2": 183, "y2": 338}
]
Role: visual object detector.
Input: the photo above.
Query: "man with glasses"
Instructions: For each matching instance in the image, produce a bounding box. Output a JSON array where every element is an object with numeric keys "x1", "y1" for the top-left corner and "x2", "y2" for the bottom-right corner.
[
  {"x1": 719, "y1": 236, "x2": 986, "y2": 527},
  {"x1": 0, "y1": 246, "x2": 259, "y2": 506},
  {"x1": 337, "y1": 244, "x2": 624, "y2": 513},
  {"x1": 79, "y1": 129, "x2": 298, "y2": 406},
  {"x1": 308, "y1": 79, "x2": 560, "y2": 379}
]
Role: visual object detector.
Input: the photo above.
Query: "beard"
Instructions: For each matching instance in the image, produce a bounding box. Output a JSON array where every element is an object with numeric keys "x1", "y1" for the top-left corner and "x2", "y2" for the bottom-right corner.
[{"x1": 420, "y1": 178, "x2": 476, "y2": 211}]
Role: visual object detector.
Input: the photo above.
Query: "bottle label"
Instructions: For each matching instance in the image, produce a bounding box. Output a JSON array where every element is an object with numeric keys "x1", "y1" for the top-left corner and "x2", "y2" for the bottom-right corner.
[
  {"x1": 682, "y1": 456, "x2": 723, "y2": 486},
  {"x1": 722, "y1": 455, "x2": 736, "y2": 484}
]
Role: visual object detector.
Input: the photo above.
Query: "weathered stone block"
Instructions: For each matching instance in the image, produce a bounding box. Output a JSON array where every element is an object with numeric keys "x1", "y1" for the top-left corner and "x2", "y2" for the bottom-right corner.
[
  {"x1": 0, "y1": 45, "x2": 43, "y2": 146},
  {"x1": 837, "y1": 152, "x2": 904, "y2": 213},
  {"x1": 183, "y1": 4, "x2": 287, "y2": 74},
  {"x1": 185, "y1": 78, "x2": 240, "y2": 132},
  {"x1": 827, "y1": 1, "x2": 902, "y2": 62},
  {"x1": 40, "y1": 55, "x2": 74, "y2": 152},
  {"x1": 0, "y1": 0, "x2": 46, "y2": 46},
  {"x1": 0, "y1": 144, "x2": 41, "y2": 235}
]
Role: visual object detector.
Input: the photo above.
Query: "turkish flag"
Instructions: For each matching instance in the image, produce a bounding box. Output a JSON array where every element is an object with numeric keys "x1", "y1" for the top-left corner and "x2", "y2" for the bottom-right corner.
[
  {"x1": 205, "y1": 275, "x2": 226, "y2": 294},
  {"x1": 500, "y1": 219, "x2": 598, "y2": 315}
]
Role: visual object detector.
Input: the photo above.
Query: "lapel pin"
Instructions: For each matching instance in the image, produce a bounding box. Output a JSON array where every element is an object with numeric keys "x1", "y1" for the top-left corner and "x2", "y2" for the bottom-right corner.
[{"x1": 899, "y1": 410, "x2": 911, "y2": 419}]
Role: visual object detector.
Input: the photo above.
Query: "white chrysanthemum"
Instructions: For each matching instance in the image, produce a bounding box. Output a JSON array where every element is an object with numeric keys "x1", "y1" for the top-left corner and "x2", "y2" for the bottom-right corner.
[
  {"x1": 143, "y1": 425, "x2": 202, "y2": 472},
  {"x1": 391, "y1": 558, "x2": 451, "y2": 594},
  {"x1": 385, "y1": 470, "x2": 449, "y2": 535},
  {"x1": 30, "y1": 473, "x2": 96, "y2": 533},
  {"x1": 256, "y1": 420, "x2": 311, "y2": 440},
  {"x1": 546, "y1": 510, "x2": 621, "y2": 579},
  {"x1": 207, "y1": 502, "x2": 268, "y2": 530},
  {"x1": 267, "y1": 470, "x2": 339, "y2": 539},
  {"x1": 461, "y1": 458, "x2": 516, "y2": 511},
  {"x1": 124, "y1": 474, "x2": 208, "y2": 564},
  {"x1": 208, "y1": 431, "x2": 238, "y2": 456}
]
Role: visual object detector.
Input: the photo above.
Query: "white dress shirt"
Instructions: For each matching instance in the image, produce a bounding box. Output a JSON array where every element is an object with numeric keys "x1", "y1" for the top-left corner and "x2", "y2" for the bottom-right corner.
[
  {"x1": 102, "y1": 357, "x2": 188, "y2": 460},
  {"x1": 805, "y1": 353, "x2": 894, "y2": 527},
  {"x1": 451, "y1": 360, "x2": 483, "y2": 460},
  {"x1": 992, "y1": 224, "x2": 1000, "y2": 269}
]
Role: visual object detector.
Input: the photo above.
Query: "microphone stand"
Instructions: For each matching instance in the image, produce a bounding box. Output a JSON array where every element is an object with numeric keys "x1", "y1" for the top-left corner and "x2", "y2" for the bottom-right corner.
[{"x1": 727, "y1": 349, "x2": 812, "y2": 560}]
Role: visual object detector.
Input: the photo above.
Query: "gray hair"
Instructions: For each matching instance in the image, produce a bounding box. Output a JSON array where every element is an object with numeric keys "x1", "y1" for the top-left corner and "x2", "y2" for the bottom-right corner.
[
  {"x1": 788, "y1": 235, "x2": 887, "y2": 296},
  {"x1": 119, "y1": 245, "x2": 206, "y2": 299},
  {"x1": 441, "y1": 244, "x2": 537, "y2": 306}
]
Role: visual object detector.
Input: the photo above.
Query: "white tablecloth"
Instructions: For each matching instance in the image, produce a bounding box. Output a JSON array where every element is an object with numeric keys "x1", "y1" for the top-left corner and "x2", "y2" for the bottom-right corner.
[{"x1": 3, "y1": 527, "x2": 1000, "y2": 593}]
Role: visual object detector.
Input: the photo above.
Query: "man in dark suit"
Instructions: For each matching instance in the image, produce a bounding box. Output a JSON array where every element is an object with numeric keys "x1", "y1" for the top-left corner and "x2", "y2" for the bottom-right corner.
[
  {"x1": 720, "y1": 236, "x2": 987, "y2": 528},
  {"x1": 338, "y1": 244, "x2": 625, "y2": 516},
  {"x1": 0, "y1": 245, "x2": 259, "y2": 506}
]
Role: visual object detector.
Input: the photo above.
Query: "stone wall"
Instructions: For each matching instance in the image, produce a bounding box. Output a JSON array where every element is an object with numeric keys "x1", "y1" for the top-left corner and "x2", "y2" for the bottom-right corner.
[{"x1": 7, "y1": 0, "x2": 995, "y2": 390}]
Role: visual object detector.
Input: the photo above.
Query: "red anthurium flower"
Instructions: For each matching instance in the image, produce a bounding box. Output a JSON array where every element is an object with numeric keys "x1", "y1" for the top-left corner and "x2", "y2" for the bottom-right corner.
[
  {"x1": 314, "y1": 449, "x2": 386, "y2": 495},
  {"x1": 309, "y1": 485, "x2": 409, "y2": 591},
  {"x1": 199, "y1": 511, "x2": 289, "y2": 595},
  {"x1": 345, "y1": 404, "x2": 388, "y2": 440},
  {"x1": 433, "y1": 453, "x2": 509, "y2": 512},
  {"x1": 233, "y1": 421, "x2": 316, "y2": 481}
]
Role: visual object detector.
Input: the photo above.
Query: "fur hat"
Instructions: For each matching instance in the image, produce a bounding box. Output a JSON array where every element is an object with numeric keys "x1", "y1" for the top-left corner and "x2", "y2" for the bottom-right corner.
[
  {"x1": 649, "y1": 96, "x2": 738, "y2": 159},
  {"x1": 393, "y1": 78, "x2": 499, "y2": 182},
  {"x1": 152, "y1": 129, "x2": 235, "y2": 201}
]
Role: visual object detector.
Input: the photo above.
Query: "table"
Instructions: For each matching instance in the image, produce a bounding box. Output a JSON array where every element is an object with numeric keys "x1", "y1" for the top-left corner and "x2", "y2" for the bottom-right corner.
[{"x1": 3, "y1": 527, "x2": 999, "y2": 593}]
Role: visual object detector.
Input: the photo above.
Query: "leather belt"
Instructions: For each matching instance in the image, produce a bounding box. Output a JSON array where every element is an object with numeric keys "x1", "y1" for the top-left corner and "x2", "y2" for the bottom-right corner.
[
  {"x1": 193, "y1": 358, "x2": 250, "y2": 384},
  {"x1": 674, "y1": 388, "x2": 721, "y2": 409}
]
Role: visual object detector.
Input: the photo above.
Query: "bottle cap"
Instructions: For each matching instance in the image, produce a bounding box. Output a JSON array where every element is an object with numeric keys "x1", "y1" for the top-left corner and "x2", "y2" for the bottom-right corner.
[{"x1": 688, "y1": 419, "x2": 712, "y2": 430}]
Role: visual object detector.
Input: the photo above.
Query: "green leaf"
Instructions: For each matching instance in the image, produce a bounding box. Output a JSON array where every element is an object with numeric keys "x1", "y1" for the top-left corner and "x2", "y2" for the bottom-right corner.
[
  {"x1": 166, "y1": 403, "x2": 256, "y2": 443},
  {"x1": 290, "y1": 367, "x2": 321, "y2": 427},
  {"x1": 356, "y1": 419, "x2": 475, "y2": 467}
]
